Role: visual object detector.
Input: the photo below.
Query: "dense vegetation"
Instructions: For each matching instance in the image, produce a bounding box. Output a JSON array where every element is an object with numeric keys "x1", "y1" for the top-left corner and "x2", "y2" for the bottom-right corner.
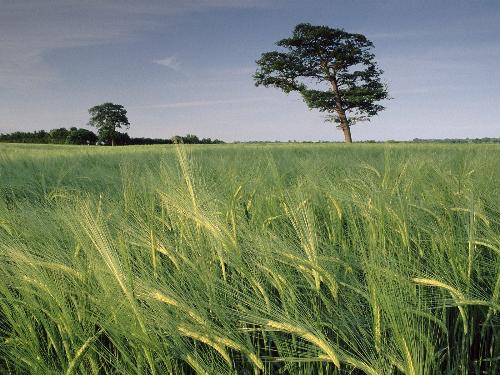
[
  {"x1": 0, "y1": 143, "x2": 498, "y2": 374},
  {"x1": 0, "y1": 129, "x2": 224, "y2": 145},
  {"x1": 0, "y1": 128, "x2": 97, "y2": 145}
]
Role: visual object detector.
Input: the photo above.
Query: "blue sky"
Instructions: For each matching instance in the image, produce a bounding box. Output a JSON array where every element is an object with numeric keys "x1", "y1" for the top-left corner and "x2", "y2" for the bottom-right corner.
[{"x1": 1, "y1": 0, "x2": 499, "y2": 141}]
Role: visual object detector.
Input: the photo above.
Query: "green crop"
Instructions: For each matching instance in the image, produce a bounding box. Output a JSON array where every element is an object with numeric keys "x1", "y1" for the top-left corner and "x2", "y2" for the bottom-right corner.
[{"x1": 0, "y1": 142, "x2": 498, "y2": 374}]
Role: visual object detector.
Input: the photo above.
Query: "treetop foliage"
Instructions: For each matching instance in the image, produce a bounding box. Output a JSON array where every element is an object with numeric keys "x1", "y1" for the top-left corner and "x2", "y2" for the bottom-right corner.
[
  {"x1": 255, "y1": 23, "x2": 389, "y2": 128},
  {"x1": 88, "y1": 102, "x2": 130, "y2": 131},
  {"x1": 88, "y1": 102, "x2": 131, "y2": 145}
]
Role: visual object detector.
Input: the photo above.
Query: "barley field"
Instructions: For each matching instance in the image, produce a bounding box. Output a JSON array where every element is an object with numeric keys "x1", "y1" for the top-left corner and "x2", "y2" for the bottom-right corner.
[{"x1": 0, "y1": 143, "x2": 498, "y2": 374}]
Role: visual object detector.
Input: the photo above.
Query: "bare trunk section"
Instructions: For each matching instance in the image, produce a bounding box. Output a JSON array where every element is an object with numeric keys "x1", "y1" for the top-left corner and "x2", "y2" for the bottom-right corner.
[
  {"x1": 342, "y1": 125, "x2": 352, "y2": 143},
  {"x1": 329, "y1": 75, "x2": 352, "y2": 143}
]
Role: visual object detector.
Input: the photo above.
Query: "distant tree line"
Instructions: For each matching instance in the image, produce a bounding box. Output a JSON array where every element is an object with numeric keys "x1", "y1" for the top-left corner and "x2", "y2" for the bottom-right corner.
[
  {"x1": 113, "y1": 133, "x2": 224, "y2": 145},
  {"x1": 0, "y1": 128, "x2": 224, "y2": 145},
  {"x1": 1, "y1": 128, "x2": 496, "y2": 145},
  {"x1": 351, "y1": 138, "x2": 500, "y2": 143},
  {"x1": 233, "y1": 138, "x2": 500, "y2": 144},
  {"x1": 411, "y1": 137, "x2": 500, "y2": 144},
  {"x1": 0, "y1": 128, "x2": 97, "y2": 145}
]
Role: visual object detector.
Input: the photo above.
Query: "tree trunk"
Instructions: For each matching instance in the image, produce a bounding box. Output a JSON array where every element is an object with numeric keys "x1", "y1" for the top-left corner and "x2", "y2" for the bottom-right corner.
[
  {"x1": 329, "y1": 75, "x2": 353, "y2": 143},
  {"x1": 341, "y1": 125, "x2": 352, "y2": 143},
  {"x1": 111, "y1": 138, "x2": 115, "y2": 147}
]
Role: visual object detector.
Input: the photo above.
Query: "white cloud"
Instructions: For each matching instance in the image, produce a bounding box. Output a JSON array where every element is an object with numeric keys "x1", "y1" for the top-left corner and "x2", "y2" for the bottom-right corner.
[{"x1": 153, "y1": 56, "x2": 181, "y2": 71}]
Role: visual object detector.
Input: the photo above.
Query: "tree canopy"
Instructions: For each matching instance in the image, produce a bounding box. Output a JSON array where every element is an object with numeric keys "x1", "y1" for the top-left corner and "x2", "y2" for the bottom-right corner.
[
  {"x1": 88, "y1": 103, "x2": 130, "y2": 146},
  {"x1": 66, "y1": 128, "x2": 98, "y2": 145},
  {"x1": 255, "y1": 23, "x2": 389, "y2": 142}
]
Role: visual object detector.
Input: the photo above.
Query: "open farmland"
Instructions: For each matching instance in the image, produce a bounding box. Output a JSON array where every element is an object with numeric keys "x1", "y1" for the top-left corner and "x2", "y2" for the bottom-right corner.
[{"x1": 0, "y1": 143, "x2": 499, "y2": 374}]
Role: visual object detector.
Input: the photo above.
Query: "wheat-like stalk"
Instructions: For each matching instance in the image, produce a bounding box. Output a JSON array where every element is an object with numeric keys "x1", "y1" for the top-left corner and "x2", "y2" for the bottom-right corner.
[{"x1": 265, "y1": 320, "x2": 340, "y2": 368}]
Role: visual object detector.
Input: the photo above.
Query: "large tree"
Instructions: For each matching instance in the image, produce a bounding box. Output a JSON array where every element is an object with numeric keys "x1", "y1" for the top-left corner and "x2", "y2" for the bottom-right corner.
[
  {"x1": 88, "y1": 103, "x2": 130, "y2": 146},
  {"x1": 254, "y1": 23, "x2": 389, "y2": 143}
]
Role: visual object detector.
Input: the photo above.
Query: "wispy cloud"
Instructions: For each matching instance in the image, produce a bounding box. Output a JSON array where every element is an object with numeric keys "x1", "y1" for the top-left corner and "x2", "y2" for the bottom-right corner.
[
  {"x1": 137, "y1": 97, "x2": 272, "y2": 109},
  {"x1": 153, "y1": 56, "x2": 181, "y2": 70},
  {"x1": 0, "y1": 0, "x2": 280, "y2": 89}
]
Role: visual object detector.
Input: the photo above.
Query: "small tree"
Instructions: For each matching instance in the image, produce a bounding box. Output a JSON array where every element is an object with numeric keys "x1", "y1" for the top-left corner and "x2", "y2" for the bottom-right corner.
[
  {"x1": 170, "y1": 135, "x2": 183, "y2": 144},
  {"x1": 88, "y1": 103, "x2": 130, "y2": 146},
  {"x1": 66, "y1": 128, "x2": 97, "y2": 145},
  {"x1": 183, "y1": 134, "x2": 200, "y2": 144},
  {"x1": 254, "y1": 23, "x2": 389, "y2": 143},
  {"x1": 49, "y1": 128, "x2": 70, "y2": 144}
]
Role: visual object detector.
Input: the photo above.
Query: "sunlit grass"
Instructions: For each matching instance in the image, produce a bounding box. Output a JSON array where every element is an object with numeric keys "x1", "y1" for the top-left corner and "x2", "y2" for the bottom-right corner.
[{"x1": 0, "y1": 142, "x2": 498, "y2": 374}]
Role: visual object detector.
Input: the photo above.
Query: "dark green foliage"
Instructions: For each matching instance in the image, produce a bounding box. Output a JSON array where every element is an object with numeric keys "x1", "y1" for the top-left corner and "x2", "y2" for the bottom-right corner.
[
  {"x1": 88, "y1": 102, "x2": 130, "y2": 146},
  {"x1": 103, "y1": 131, "x2": 130, "y2": 146},
  {"x1": 171, "y1": 134, "x2": 225, "y2": 144},
  {"x1": 129, "y1": 137, "x2": 173, "y2": 145},
  {"x1": 179, "y1": 133, "x2": 200, "y2": 144},
  {"x1": 200, "y1": 137, "x2": 224, "y2": 144},
  {"x1": 0, "y1": 128, "x2": 97, "y2": 144},
  {"x1": 66, "y1": 128, "x2": 98, "y2": 145},
  {"x1": 0, "y1": 130, "x2": 225, "y2": 145},
  {"x1": 0, "y1": 130, "x2": 50, "y2": 143},
  {"x1": 255, "y1": 23, "x2": 389, "y2": 141},
  {"x1": 48, "y1": 127, "x2": 70, "y2": 143}
]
